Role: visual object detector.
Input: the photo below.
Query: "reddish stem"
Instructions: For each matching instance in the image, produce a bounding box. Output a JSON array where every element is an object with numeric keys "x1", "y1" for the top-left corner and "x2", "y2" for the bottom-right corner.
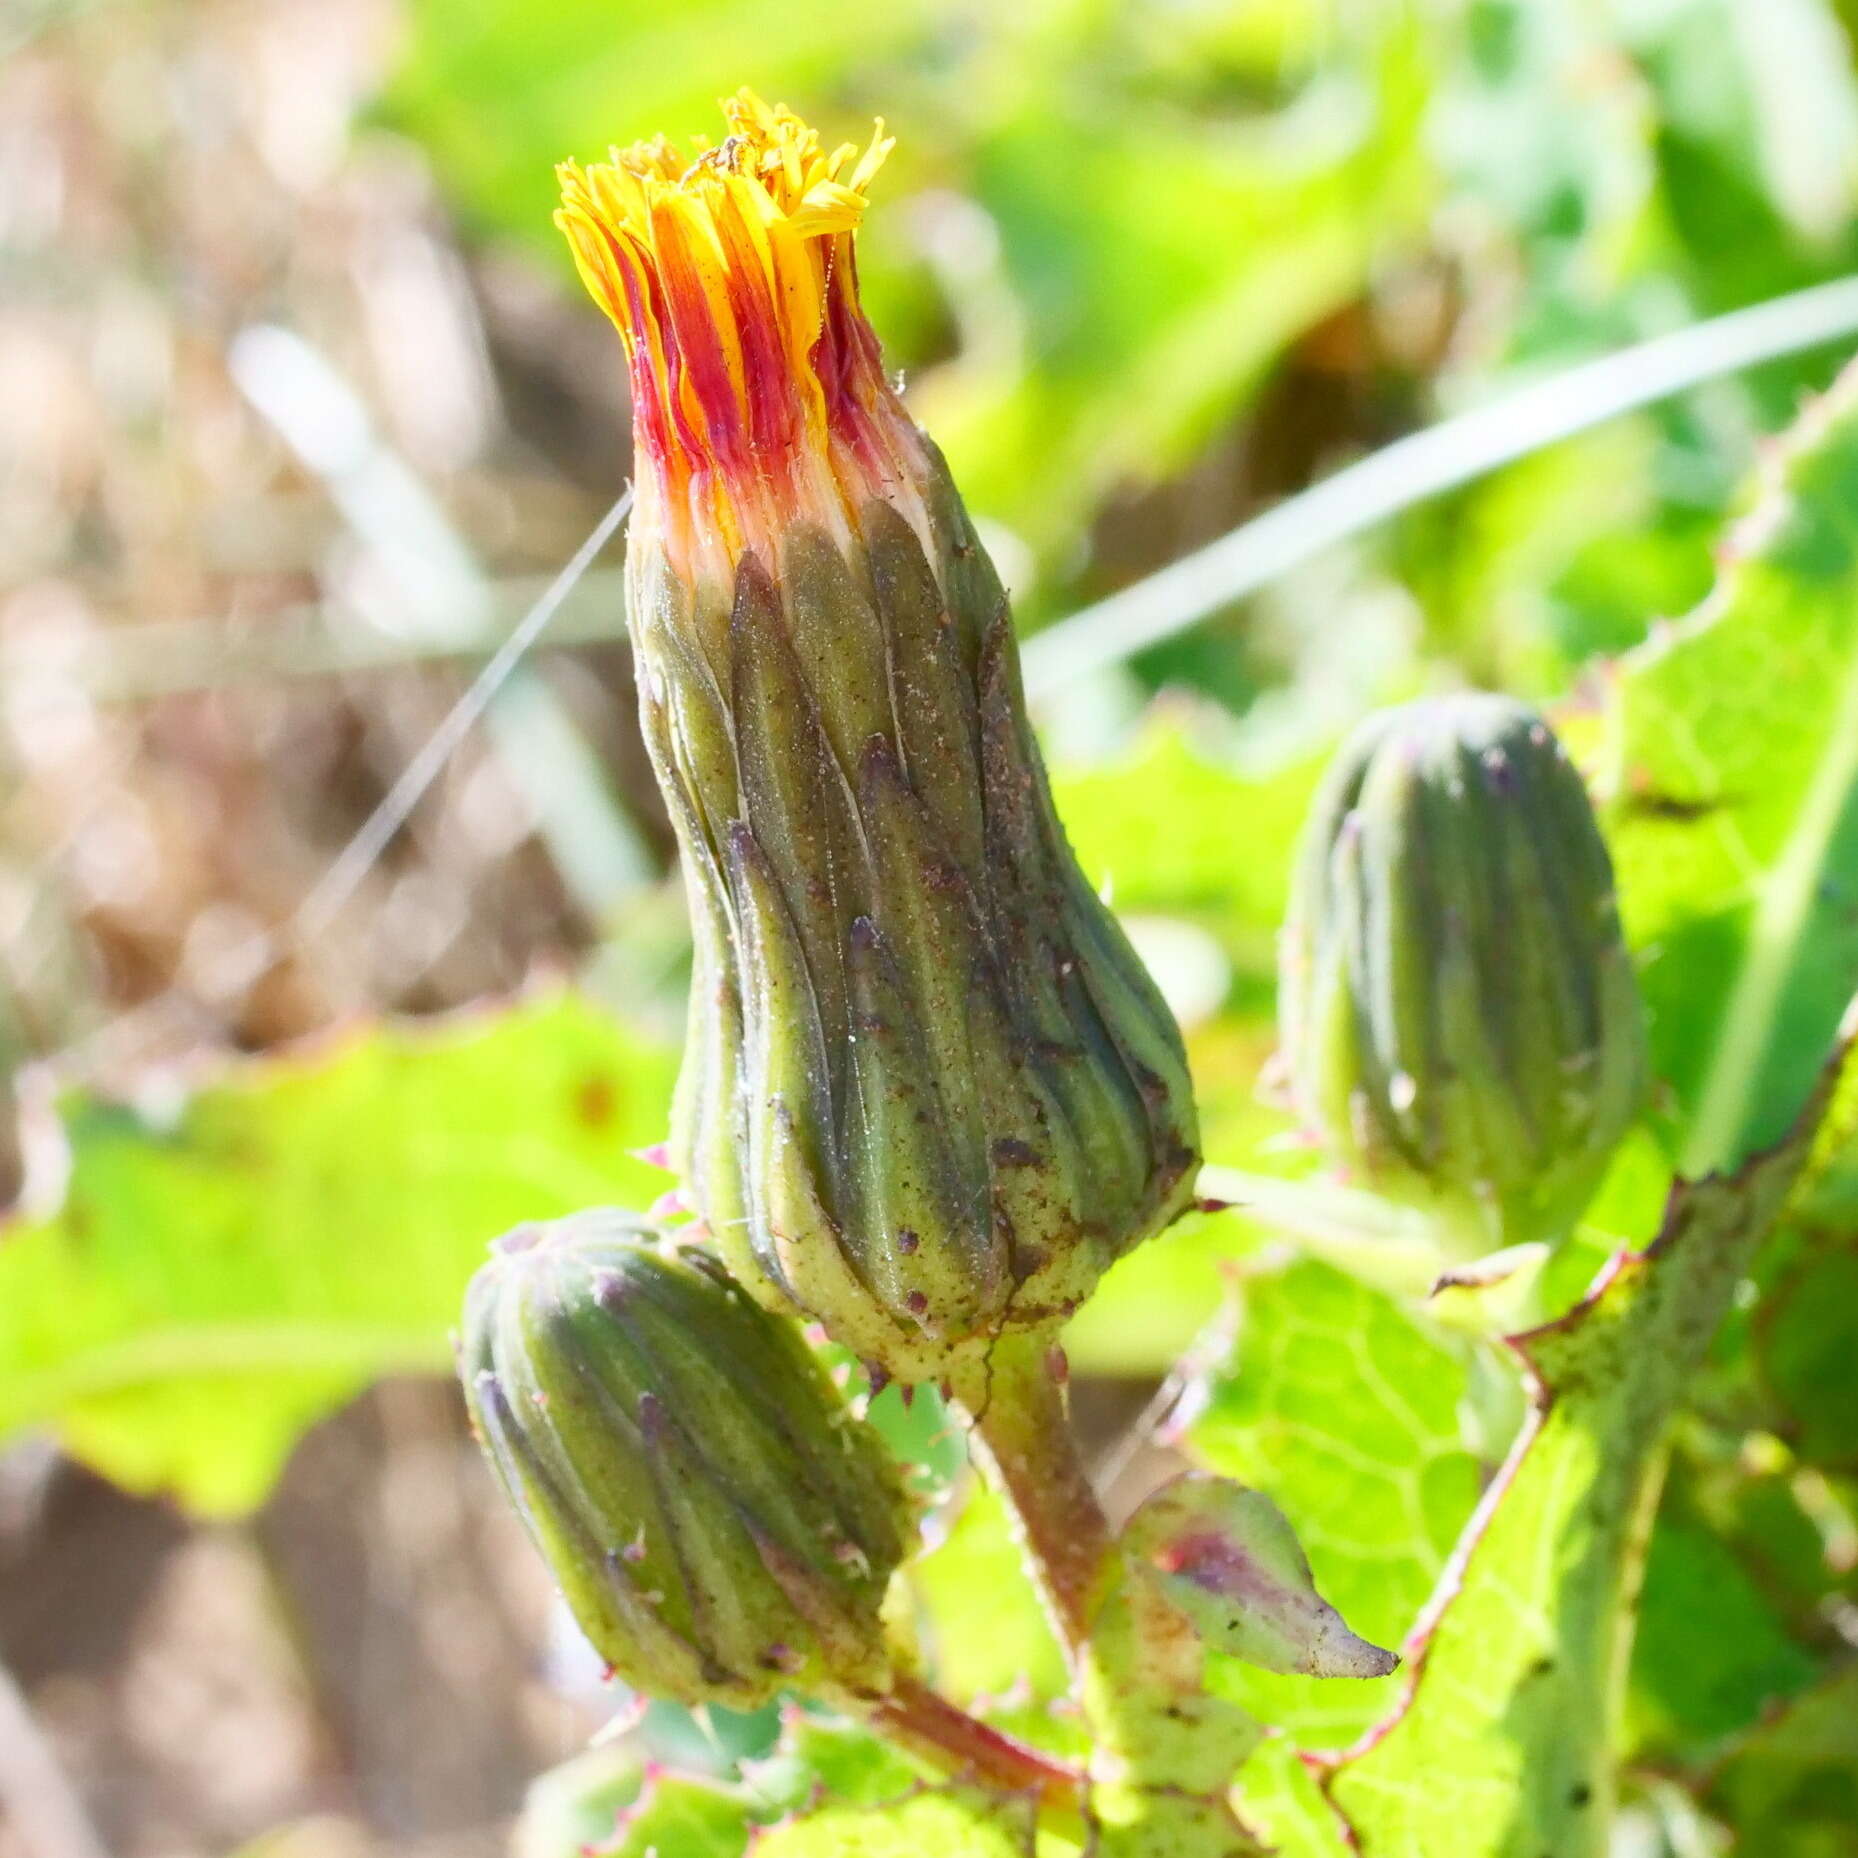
[
  {"x1": 950, "y1": 1331, "x2": 1117, "y2": 1658},
  {"x1": 863, "y1": 1673, "x2": 1085, "y2": 1808}
]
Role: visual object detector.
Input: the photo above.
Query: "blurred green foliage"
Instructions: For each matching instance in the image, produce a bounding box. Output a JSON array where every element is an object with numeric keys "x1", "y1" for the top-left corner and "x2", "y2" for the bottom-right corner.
[
  {"x1": 0, "y1": 994, "x2": 676, "y2": 1512},
  {"x1": 392, "y1": 0, "x2": 1858, "y2": 683}
]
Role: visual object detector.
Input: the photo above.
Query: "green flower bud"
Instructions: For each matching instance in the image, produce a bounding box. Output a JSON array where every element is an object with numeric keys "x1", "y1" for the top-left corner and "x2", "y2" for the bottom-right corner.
[
  {"x1": 557, "y1": 95, "x2": 1198, "y2": 1379},
  {"x1": 460, "y1": 1210, "x2": 911, "y2": 1710},
  {"x1": 1280, "y1": 694, "x2": 1646, "y2": 1255}
]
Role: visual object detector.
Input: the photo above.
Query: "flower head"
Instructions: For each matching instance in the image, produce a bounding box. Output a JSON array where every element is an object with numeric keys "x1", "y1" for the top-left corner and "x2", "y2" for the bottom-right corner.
[
  {"x1": 561, "y1": 97, "x2": 1200, "y2": 1381},
  {"x1": 556, "y1": 90, "x2": 924, "y2": 584}
]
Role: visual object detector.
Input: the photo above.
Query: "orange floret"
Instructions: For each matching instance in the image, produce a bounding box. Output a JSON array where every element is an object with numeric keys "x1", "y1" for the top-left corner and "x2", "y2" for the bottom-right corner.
[{"x1": 558, "y1": 90, "x2": 925, "y2": 573}]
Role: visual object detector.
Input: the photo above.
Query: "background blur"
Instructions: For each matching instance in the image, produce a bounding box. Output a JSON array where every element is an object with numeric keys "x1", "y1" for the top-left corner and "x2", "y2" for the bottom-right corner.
[{"x1": 4, "y1": 1, "x2": 1858, "y2": 1854}]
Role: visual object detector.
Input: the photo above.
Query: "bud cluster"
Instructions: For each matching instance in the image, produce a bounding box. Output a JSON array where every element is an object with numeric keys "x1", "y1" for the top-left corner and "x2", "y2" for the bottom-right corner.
[{"x1": 451, "y1": 90, "x2": 1669, "y2": 1847}]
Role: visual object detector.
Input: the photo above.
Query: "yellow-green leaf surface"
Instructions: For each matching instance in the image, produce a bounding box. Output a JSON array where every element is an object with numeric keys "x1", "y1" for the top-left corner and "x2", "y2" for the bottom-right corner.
[
  {"x1": 912, "y1": 1483, "x2": 1067, "y2": 1706},
  {"x1": 516, "y1": 1717, "x2": 927, "y2": 1858},
  {"x1": 1232, "y1": 1738, "x2": 1350, "y2": 1858},
  {"x1": 1051, "y1": 726, "x2": 1328, "y2": 1374},
  {"x1": 1600, "y1": 355, "x2": 1858, "y2": 1176},
  {"x1": 1321, "y1": 1020, "x2": 1853, "y2": 1858},
  {"x1": 512, "y1": 1755, "x2": 756, "y2": 1858},
  {"x1": 752, "y1": 1787, "x2": 1047, "y2": 1858},
  {"x1": 1184, "y1": 1259, "x2": 1482, "y2": 1744},
  {"x1": 1704, "y1": 1662, "x2": 1858, "y2": 1853},
  {"x1": 0, "y1": 990, "x2": 676, "y2": 1514},
  {"x1": 1052, "y1": 722, "x2": 1321, "y2": 970},
  {"x1": 594, "y1": 1771, "x2": 754, "y2": 1858}
]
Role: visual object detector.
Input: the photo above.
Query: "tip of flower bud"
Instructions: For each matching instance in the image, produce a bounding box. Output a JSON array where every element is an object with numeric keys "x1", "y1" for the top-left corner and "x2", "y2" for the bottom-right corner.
[{"x1": 555, "y1": 89, "x2": 920, "y2": 574}]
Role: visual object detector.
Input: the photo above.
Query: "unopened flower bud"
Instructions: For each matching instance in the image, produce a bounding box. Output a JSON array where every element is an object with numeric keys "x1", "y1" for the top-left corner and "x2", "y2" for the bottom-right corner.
[
  {"x1": 460, "y1": 1210, "x2": 910, "y2": 1710},
  {"x1": 558, "y1": 94, "x2": 1198, "y2": 1378},
  {"x1": 1279, "y1": 694, "x2": 1645, "y2": 1255}
]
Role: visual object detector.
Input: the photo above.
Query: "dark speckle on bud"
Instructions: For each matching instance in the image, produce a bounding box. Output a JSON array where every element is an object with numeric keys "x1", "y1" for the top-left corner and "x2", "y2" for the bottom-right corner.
[{"x1": 989, "y1": 1138, "x2": 1040, "y2": 1170}]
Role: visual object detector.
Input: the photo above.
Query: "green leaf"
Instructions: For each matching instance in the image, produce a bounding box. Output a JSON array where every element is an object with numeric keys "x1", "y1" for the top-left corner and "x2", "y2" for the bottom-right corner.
[
  {"x1": 513, "y1": 1746, "x2": 757, "y2": 1858},
  {"x1": 920, "y1": 29, "x2": 1435, "y2": 563},
  {"x1": 911, "y1": 1482, "x2": 1067, "y2": 1707},
  {"x1": 1599, "y1": 355, "x2": 1858, "y2": 1176},
  {"x1": 0, "y1": 990, "x2": 676, "y2": 1513},
  {"x1": 1626, "y1": 1487, "x2": 1821, "y2": 1757},
  {"x1": 1183, "y1": 1258, "x2": 1483, "y2": 1742},
  {"x1": 1736, "y1": 1061, "x2": 1858, "y2": 1467},
  {"x1": 1051, "y1": 723, "x2": 1330, "y2": 1376},
  {"x1": 753, "y1": 1715, "x2": 925, "y2": 1812},
  {"x1": 1755, "y1": 1242, "x2": 1858, "y2": 1469},
  {"x1": 1051, "y1": 720, "x2": 1321, "y2": 970},
  {"x1": 518, "y1": 1714, "x2": 987, "y2": 1858},
  {"x1": 515, "y1": 1744, "x2": 650, "y2": 1858},
  {"x1": 752, "y1": 1785, "x2": 1047, "y2": 1858},
  {"x1": 1322, "y1": 1020, "x2": 1853, "y2": 1857},
  {"x1": 1232, "y1": 1738, "x2": 1352, "y2": 1858},
  {"x1": 597, "y1": 1771, "x2": 755, "y2": 1858}
]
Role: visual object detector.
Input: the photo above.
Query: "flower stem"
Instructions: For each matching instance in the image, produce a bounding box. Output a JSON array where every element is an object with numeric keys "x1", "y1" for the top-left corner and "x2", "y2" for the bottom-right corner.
[
  {"x1": 948, "y1": 1330, "x2": 1115, "y2": 1658},
  {"x1": 949, "y1": 1332, "x2": 1269, "y2": 1855},
  {"x1": 860, "y1": 1673, "x2": 1085, "y2": 1810}
]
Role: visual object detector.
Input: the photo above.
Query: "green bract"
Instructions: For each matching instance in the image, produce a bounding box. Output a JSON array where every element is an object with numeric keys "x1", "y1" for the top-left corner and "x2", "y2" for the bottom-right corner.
[
  {"x1": 1280, "y1": 694, "x2": 1646, "y2": 1257},
  {"x1": 642, "y1": 482, "x2": 1201, "y2": 1383},
  {"x1": 459, "y1": 1210, "x2": 910, "y2": 1710}
]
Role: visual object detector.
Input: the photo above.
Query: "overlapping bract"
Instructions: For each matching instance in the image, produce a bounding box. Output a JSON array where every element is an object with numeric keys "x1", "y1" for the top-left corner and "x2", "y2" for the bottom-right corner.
[
  {"x1": 1280, "y1": 694, "x2": 1645, "y2": 1256},
  {"x1": 460, "y1": 1211, "x2": 909, "y2": 1709},
  {"x1": 634, "y1": 472, "x2": 1199, "y2": 1379},
  {"x1": 563, "y1": 95, "x2": 1200, "y2": 1379}
]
